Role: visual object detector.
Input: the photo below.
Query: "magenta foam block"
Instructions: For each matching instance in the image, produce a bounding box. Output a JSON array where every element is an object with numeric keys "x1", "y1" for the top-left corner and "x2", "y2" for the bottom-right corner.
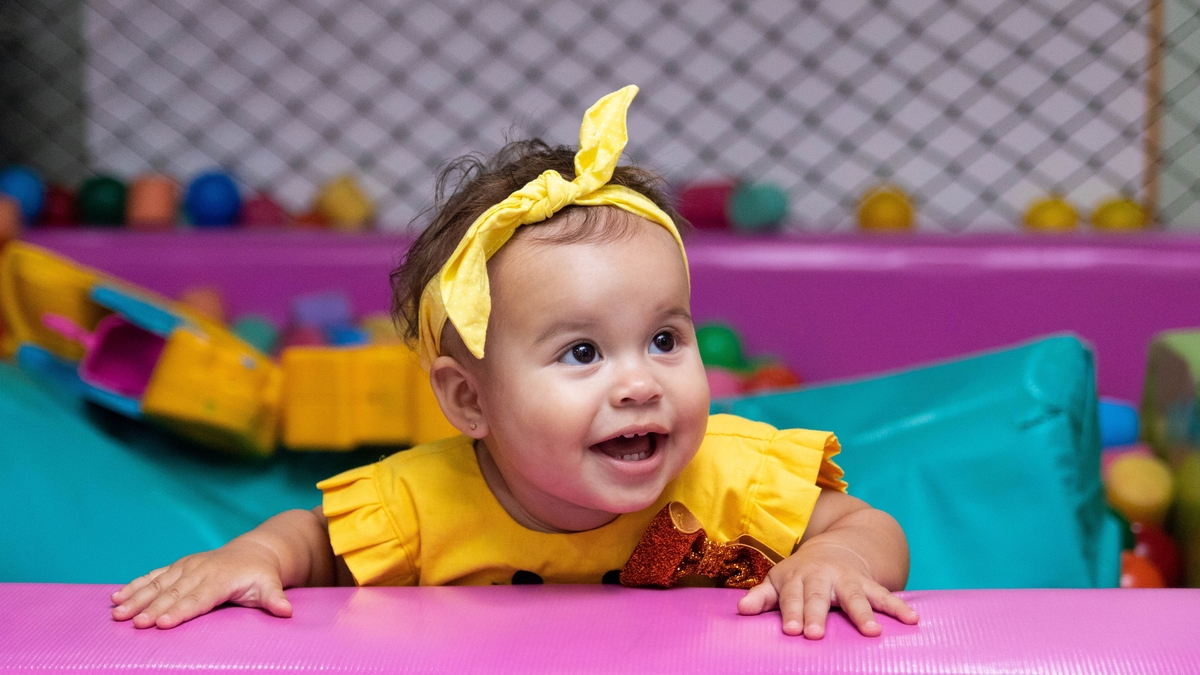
[
  {"x1": 24, "y1": 230, "x2": 1200, "y2": 399},
  {"x1": 2, "y1": 584, "x2": 1199, "y2": 674}
]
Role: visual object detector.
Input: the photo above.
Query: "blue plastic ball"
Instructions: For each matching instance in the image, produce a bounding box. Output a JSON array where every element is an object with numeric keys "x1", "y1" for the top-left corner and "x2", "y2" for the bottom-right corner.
[
  {"x1": 0, "y1": 166, "x2": 46, "y2": 223},
  {"x1": 185, "y1": 171, "x2": 242, "y2": 227}
]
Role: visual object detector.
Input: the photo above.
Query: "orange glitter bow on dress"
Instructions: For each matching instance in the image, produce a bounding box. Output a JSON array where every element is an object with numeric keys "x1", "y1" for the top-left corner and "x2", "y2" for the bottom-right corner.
[{"x1": 619, "y1": 502, "x2": 783, "y2": 590}]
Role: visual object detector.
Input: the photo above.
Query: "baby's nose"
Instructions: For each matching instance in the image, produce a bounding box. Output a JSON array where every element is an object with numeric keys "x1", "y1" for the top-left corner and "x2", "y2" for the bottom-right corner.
[{"x1": 612, "y1": 363, "x2": 664, "y2": 406}]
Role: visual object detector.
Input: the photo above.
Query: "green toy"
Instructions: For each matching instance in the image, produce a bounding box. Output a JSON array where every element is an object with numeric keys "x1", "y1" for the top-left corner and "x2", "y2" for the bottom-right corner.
[
  {"x1": 78, "y1": 175, "x2": 127, "y2": 225},
  {"x1": 695, "y1": 322, "x2": 746, "y2": 370}
]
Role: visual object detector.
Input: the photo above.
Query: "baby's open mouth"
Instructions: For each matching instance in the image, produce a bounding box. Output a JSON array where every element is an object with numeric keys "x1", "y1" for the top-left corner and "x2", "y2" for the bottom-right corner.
[{"x1": 592, "y1": 432, "x2": 662, "y2": 462}]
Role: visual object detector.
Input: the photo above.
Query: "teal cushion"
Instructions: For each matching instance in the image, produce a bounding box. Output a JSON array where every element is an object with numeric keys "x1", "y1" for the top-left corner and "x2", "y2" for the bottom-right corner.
[
  {"x1": 1, "y1": 335, "x2": 1120, "y2": 588},
  {"x1": 0, "y1": 362, "x2": 378, "y2": 583},
  {"x1": 713, "y1": 334, "x2": 1122, "y2": 589}
]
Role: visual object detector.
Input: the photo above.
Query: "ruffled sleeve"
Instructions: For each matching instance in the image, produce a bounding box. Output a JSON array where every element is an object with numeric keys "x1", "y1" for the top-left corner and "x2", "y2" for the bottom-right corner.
[
  {"x1": 743, "y1": 426, "x2": 845, "y2": 556},
  {"x1": 318, "y1": 463, "x2": 420, "y2": 586}
]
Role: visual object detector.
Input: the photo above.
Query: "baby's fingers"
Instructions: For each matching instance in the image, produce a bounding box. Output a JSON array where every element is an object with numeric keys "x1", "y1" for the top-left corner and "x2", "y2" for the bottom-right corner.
[
  {"x1": 136, "y1": 575, "x2": 228, "y2": 630},
  {"x1": 736, "y1": 580, "x2": 780, "y2": 616},
  {"x1": 866, "y1": 584, "x2": 920, "y2": 625},
  {"x1": 111, "y1": 567, "x2": 180, "y2": 623},
  {"x1": 110, "y1": 567, "x2": 167, "y2": 606},
  {"x1": 834, "y1": 584, "x2": 880, "y2": 637},
  {"x1": 798, "y1": 581, "x2": 832, "y2": 639}
]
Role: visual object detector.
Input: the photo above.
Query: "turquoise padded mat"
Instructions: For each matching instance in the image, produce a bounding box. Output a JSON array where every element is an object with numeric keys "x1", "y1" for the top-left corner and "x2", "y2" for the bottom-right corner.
[
  {"x1": 1, "y1": 334, "x2": 1118, "y2": 587},
  {"x1": 0, "y1": 363, "x2": 380, "y2": 583},
  {"x1": 714, "y1": 334, "x2": 1121, "y2": 589}
]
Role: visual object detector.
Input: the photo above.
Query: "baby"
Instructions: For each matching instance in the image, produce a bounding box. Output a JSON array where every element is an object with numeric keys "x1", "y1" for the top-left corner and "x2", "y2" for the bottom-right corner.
[{"x1": 111, "y1": 86, "x2": 917, "y2": 639}]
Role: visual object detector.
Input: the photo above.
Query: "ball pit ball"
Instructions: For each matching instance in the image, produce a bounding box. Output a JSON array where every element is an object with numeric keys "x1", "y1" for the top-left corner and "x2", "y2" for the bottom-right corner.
[
  {"x1": 1130, "y1": 521, "x2": 1182, "y2": 587},
  {"x1": 741, "y1": 363, "x2": 801, "y2": 393},
  {"x1": 39, "y1": 184, "x2": 77, "y2": 227},
  {"x1": 232, "y1": 315, "x2": 279, "y2": 355},
  {"x1": 179, "y1": 286, "x2": 226, "y2": 325},
  {"x1": 1106, "y1": 454, "x2": 1174, "y2": 526},
  {"x1": 695, "y1": 323, "x2": 746, "y2": 370},
  {"x1": 186, "y1": 171, "x2": 242, "y2": 227},
  {"x1": 1024, "y1": 196, "x2": 1077, "y2": 231},
  {"x1": 127, "y1": 174, "x2": 178, "y2": 230},
  {"x1": 677, "y1": 181, "x2": 734, "y2": 229},
  {"x1": 1119, "y1": 549, "x2": 1165, "y2": 588},
  {"x1": 858, "y1": 185, "x2": 914, "y2": 231},
  {"x1": 1091, "y1": 197, "x2": 1149, "y2": 231},
  {"x1": 240, "y1": 193, "x2": 290, "y2": 227},
  {"x1": 728, "y1": 182, "x2": 788, "y2": 232},
  {"x1": 0, "y1": 165, "x2": 46, "y2": 223},
  {"x1": 706, "y1": 367, "x2": 744, "y2": 399},
  {"x1": 316, "y1": 175, "x2": 373, "y2": 231},
  {"x1": 0, "y1": 196, "x2": 21, "y2": 241},
  {"x1": 78, "y1": 175, "x2": 127, "y2": 225},
  {"x1": 1098, "y1": 397, "x2": 1139, "y2": 448},
  {"x1": 279, "y1": 324, "x2": 327, "y2": 351}
]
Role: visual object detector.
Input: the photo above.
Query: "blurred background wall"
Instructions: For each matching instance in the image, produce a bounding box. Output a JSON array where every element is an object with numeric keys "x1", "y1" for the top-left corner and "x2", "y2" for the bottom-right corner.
[{"x1": 5, "y1": 0, "x2": 1199, "y2": 230}]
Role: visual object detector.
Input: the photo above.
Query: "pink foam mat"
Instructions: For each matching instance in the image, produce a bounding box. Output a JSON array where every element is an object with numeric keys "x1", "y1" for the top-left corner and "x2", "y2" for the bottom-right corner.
[{"x1": 2, "y1": 584, "x2": 1198, "y2": 674}]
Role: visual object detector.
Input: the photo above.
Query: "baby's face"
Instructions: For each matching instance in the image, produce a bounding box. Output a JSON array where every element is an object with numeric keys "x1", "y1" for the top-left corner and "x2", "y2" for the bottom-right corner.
[{"x1": 476, "y1": 214, "x2": 710, "y2": 528}]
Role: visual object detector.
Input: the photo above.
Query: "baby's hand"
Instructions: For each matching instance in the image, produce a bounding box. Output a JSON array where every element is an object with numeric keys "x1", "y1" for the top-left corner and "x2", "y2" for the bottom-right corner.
[
  {"x1": 736, "y1": 541, "x2": 919, "y2": 639},
  {"x1": 110, "y1": 538, "x2": 293, "y2": 629}
]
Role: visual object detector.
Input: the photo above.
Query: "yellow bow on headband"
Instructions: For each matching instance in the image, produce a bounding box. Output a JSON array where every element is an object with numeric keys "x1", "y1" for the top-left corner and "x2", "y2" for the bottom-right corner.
[{"x1": 417, "y1": 85, "x2": 689, "y2": 368}]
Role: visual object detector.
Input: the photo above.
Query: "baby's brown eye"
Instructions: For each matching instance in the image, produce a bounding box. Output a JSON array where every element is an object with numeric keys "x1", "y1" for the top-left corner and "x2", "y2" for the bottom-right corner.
[
  {"x1": 564, "y1": 343, "x2": 597, "y2": 365},
  {"x1": 651, "y1": 332, "x2": 676, "y2": 353}
]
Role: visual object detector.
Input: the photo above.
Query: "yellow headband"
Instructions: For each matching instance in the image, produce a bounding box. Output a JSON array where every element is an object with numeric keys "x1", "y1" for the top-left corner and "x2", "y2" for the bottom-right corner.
[{"x1": 417, "y1": 85, "x2": 689, "y2": 368}]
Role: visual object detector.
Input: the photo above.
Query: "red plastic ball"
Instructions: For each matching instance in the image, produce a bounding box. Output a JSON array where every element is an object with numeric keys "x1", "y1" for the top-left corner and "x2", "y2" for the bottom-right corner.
[
  {"x1": 39, "y1": 184, "x2": 77, "y2": 227},
  {"x1": 1119, "y1": 550, "x2": 1165, "y2": 588},
  {"x1": 1131, "y1": 521, "x2": 1182, "y2": 587},
  {"x1": 741, "y1": 364, "x2": 802, "y2": 393}
]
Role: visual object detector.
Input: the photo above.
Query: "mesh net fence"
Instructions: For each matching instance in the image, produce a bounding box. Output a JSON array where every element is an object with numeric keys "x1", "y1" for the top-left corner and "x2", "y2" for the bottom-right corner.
[{"x1": 4, "y1": 0, "x2": 1188, "y2": 231}]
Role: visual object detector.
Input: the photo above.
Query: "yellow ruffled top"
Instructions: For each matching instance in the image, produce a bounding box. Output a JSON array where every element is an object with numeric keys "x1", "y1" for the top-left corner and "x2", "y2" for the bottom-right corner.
[{"x1": 318, "y1": 414, "x2": 845, "y2": 587}]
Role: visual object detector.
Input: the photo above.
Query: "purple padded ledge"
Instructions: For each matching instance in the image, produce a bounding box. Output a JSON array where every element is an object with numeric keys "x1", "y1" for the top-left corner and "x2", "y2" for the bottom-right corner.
[
  {"x1": 2, "y1": 584, "x2": 1198, "y2": 674},
  {"x1": 25, "y1": 230, "x2": 1200, "y2": 399}
]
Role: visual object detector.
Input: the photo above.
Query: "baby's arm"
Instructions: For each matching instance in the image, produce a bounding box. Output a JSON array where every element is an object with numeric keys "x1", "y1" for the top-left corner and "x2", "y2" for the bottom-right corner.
[
  {"x1": 110, "y1": 506, "x2": 353, "y2": 629},
  {"x1": 737, "y1": 490, "x2": 918, "y2": 638}
]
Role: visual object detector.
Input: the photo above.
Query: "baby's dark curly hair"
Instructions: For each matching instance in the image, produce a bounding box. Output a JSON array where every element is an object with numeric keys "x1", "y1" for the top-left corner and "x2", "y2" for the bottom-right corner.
[{"x1": 390, "y1": 139, "x2": 687, "y2": 346}]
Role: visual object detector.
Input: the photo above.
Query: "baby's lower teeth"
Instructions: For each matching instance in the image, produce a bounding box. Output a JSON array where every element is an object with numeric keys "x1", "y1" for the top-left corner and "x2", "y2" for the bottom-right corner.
[{"x1": 620, "y1": 451, "x2": 648, "y2": 461}]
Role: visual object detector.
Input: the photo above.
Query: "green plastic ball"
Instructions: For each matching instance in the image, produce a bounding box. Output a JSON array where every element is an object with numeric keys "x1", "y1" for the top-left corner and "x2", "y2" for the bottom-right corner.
[
  {"x1": 696, "y1": 323, "x2": 746, "y2": 370},
  {"x1": 728, "y1": 182, "x2": 788, "y2": 231},
  {"x1": 79, "y1": 175, "x2": 127, "y2": 225},
  {"x1": 233, "y1": 314, "x2": 280, "y2": 355}
]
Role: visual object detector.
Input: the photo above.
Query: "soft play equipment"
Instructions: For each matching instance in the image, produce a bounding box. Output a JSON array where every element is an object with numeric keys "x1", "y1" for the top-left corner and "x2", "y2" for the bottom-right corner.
[
  {"x1": 1092, "y1": 196, "x2": 1149, "y2": 231},
  {"x1": 1099, "y1": 397, "x2": 1139, "y2": 447},
  {"x1": 714, "y1": 335, "x2": 1120, "y2": 590},
  {"x1": 3, "y1": 586, "x2": 1198, "y2": 674},
  {"x1": 0, "y1": 243, "x2": 282, "y2": 457},
  {"x1": 675, "y1": 180, "x2": 734, "y2": 229},
  {"x1": 1, "y1": 334, "x2": 1111, "y2": 587},
  {"x1": 22, "y1": 230, "x2": 1200, "y2": 401},
  {"x1": 0, "y1": 243, "x2": 455, "y2": 458}
]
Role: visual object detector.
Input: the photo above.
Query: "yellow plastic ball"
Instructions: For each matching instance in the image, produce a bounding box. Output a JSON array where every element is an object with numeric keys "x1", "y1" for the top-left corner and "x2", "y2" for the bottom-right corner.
[
  {"x1": 1024, "y1": 196, "x2": 1078, "y2": 231},
  {"x1": 1106, "y1": 454, "x2": 1174, "y2": 526},
  {"x1": 858, "y1": 185, "x2": 914, "y2": 231},
  {"x1": 316, "y1": 175, "x2": 374, "y2": 231},
  {"x1": 1091, "y1": 197, "x2": 1149, "y2": 231}
]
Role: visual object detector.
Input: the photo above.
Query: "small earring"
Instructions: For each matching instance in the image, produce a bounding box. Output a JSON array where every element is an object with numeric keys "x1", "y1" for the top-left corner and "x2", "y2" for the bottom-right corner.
[{"x1": 470, "y1": 422, "x2": 478, "y2": 431}]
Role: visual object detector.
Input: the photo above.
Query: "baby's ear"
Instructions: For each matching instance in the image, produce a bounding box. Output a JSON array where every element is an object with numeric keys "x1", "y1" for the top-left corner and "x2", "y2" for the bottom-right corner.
[{"x1": 428, "y1": 355, "x2": 487, "y2": 438}]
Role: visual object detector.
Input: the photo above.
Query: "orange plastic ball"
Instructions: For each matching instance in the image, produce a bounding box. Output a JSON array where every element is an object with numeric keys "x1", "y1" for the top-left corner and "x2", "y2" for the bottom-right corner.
[
  {"x1": 1119, "y1": 550, "x2": 1165, "y2": 588},
  {"x1": 741, "y1": 364, "x2": 802, "y2": 393}
]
